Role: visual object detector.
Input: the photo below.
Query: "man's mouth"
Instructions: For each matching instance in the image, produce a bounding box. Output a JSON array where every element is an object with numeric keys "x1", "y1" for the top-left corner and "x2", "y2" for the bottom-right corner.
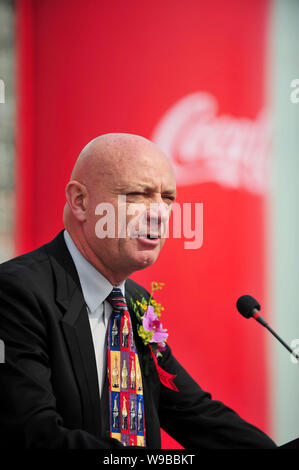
[
  {"x1": 135, "y1": 233, "x2": 161, "y2": 246},
  {"x1": 139, "y1": 233, "x2": 160, "y2": 239}
]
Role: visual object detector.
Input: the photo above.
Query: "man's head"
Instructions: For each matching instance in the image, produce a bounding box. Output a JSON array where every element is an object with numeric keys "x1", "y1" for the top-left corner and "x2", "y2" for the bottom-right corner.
[{"x1": 63, "y1": 133, "x2": 176, "y2": 285}]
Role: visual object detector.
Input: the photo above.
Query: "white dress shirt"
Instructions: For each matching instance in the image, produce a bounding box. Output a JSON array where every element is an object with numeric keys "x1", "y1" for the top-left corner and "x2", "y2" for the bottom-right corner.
[{"x1": 63, "y1": 230, "x2": 125, "y2": 397}]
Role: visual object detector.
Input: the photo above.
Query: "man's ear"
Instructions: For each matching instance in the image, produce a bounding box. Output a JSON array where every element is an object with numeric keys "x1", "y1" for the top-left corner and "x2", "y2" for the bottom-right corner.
[{"x1": 65, "y1": 180, "x2": 88, "y2": 222}]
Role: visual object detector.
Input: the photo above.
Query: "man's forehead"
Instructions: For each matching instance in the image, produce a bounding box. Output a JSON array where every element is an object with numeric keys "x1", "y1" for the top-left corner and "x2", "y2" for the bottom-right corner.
[{"x1": 108, "y1": 153, "x2": 175, "y2": 182}]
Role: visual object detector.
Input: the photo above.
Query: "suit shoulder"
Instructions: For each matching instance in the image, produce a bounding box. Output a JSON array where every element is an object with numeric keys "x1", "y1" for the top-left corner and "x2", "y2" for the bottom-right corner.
[
  {"x1": 125, "y1": 278, "x2": 150, "y2": 300},
  {"x1": 0, "y1": 244, "x2": 50, "y2": 288}
]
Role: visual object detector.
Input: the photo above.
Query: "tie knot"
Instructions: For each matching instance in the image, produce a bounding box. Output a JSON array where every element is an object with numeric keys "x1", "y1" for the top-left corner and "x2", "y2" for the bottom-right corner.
[{"x1": 106, "y1": 287, "x2": 127, "y2": 311}]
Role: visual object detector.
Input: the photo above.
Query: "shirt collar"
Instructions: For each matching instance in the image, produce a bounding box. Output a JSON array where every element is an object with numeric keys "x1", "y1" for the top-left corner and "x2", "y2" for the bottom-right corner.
[{"x1": 63, "y1": 230, "x2": 125, "y2": 314}]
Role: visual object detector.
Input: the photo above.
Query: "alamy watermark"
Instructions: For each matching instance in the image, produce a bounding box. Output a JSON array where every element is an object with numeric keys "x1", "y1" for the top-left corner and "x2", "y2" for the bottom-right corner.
[
  {"x1": 94, "y1": 196, "x2": 203, "y2": 250},
  {"x1": 0, "y1": 339, "x2": 4, "y2": 363},
  {"x1": 0, "y1": 80, "x2": 5, "y2": 361},
  {"x1": 0, "y1": 79, "x2": 5, "y2": 361},
  {"x1": 290, "y1": 79, "x2": 299, "y2": 104},
  {"x1": 0, "y1": 79, "x2": 5, "y2": 359},
  {"x1": 0, "y1": 79, "x2": 4, "y2": 103}
]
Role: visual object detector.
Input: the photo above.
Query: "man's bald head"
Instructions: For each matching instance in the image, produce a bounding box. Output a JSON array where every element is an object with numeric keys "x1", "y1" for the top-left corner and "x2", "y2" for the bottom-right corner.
[
  {"x1": 63, "y1": 133, "x2": 176, "y2": 285},
  {"x1": 70, "y1": 133, "x2": 172, "y2": 185}
]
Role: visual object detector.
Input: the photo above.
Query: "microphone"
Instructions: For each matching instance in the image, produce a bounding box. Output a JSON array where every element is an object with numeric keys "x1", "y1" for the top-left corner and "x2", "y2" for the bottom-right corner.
[{"x1": 236, "y1": 294, "x2": 299, "y2": 361}]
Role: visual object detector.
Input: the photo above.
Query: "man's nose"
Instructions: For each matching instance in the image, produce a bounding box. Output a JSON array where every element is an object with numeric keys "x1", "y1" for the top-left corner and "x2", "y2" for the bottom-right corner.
[{"x1": 146, "y1": 202, "x2": 169, "y2": 227}]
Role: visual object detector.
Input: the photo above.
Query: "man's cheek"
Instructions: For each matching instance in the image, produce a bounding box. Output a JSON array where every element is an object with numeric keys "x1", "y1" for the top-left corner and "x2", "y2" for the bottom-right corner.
[{"x1": 126, "y1": 205, "x2": 147, "y2": 238}]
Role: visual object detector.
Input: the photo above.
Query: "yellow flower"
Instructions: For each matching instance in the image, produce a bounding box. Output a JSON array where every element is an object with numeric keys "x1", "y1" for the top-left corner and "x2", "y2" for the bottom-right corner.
[
  {"x1": 136, "y1": 300, "x2": 147, "y2": 311},
  {"x1": 151, "y1": 281, "x2": 165, "y2": 294},
  {"x1": 150, "y1": 299, "x2": 164, "y2": 318}
]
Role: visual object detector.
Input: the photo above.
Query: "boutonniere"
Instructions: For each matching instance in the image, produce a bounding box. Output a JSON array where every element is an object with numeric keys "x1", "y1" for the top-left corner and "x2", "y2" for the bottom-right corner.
[
  {"x1": 130, "y1": 282, "x2": 178, "y2": 392},
  {"x1": 130, "y1": 281, "x2": 167, "y2": 358}
]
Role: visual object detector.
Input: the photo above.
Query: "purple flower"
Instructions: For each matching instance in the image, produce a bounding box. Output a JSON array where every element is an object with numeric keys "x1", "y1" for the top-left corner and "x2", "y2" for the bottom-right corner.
[{"x1": 142, "y1": 305, "x2": 168, "y2": 350}]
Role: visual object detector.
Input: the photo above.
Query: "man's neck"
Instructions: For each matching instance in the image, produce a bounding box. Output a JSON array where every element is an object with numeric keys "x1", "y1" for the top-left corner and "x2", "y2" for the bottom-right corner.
[{"x1": 64, "y1": 228, "x2": 129, "y2": 286}]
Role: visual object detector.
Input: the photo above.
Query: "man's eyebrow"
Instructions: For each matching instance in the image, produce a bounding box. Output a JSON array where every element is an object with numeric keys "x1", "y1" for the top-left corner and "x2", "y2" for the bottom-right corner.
[
  {"x1": 117, "y1": 183, "x2": 177, "y2": 196},
  {"x1": 118, "y1": 183, "x2": 154, "y2": 192},
  {"x1": 163, "y1": 189, "x2": 177, "y2": 196},
  {"x1": 125, "y1": 183, "x2": 151, "y2": 191}
]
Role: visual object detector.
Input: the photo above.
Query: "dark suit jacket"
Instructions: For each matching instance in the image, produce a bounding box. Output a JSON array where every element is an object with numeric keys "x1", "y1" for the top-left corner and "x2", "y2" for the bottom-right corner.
[{"x1": 0, "y1": 231, "x2": 276, "y2": 449}]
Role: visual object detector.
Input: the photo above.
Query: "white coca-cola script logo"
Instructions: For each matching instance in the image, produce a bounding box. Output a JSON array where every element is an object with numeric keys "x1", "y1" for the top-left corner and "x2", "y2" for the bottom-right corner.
[{"x1": 151, "y1": 92, "x2": 271, "y2": 194}]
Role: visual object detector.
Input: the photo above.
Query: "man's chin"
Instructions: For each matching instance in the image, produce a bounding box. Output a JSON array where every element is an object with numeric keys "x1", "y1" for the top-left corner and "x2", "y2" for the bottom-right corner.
[
  {"x1": 124, "y1": 237, "x2": 165, "y2": 272},
  {"x1": 131, "y1": 249, "x2": 161, "y2": 271}
]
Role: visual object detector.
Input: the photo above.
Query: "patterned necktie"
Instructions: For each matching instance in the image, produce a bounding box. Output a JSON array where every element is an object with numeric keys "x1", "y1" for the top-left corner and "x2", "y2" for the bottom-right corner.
[{"x1": 106, "y1": 287, "x2": 146, "y2": 447}]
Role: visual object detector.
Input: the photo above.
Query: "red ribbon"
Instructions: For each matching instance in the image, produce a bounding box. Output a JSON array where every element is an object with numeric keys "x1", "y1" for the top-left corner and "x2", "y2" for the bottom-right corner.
[{"x1": 149, "y1": 347, "x2": 179, "y2": 392}]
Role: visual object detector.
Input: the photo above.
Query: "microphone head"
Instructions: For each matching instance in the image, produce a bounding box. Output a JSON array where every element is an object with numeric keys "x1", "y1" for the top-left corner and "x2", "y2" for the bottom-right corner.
[{"x1": 236, "y1": 295, "x2": 261, "y2": 319}]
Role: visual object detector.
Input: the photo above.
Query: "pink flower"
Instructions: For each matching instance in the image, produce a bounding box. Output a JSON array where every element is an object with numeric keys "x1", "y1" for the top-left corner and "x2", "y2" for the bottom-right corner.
[{"x1": 142, "y1": 305, "x2": 168, "y2": 351}]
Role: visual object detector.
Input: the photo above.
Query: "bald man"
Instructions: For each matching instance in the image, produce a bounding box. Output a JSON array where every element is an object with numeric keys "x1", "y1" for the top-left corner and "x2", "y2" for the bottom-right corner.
[
  {"x1": 0, "y1": 134, "x2": 276, "y2": 449},
  {"x1": 63, "y1": 133, "x2": 176, "y2": 284}
]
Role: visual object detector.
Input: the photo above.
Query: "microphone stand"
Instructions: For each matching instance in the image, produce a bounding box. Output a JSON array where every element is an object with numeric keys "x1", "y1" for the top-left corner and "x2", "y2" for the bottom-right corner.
[{"x1": 253, "y1": 310, "x2": 299, "y2": 361}]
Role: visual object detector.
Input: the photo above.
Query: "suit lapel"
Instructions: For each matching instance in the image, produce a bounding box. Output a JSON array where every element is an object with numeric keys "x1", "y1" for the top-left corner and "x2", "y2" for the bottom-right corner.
[
  {"x1": 45, "y1": 232, "x2": 160, "y2": 447},
  {"x1": 45, "y1": 232, "x2": 102, "y2": 437}
]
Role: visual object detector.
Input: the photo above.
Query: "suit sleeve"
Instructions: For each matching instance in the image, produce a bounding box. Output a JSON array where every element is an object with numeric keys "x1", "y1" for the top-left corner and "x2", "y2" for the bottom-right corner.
[
  {"x1": 0, "y1": 272, "x2": 123, "y2": 449},
  {"x1": 157, "y1": 344, "x2": 277, "y2": 449}
]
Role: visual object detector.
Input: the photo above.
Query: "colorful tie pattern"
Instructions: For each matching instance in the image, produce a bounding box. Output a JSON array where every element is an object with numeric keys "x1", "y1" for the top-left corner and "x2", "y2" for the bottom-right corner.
[{"x1": 106, "y1": 287, "x2": 146, "y2": 447}]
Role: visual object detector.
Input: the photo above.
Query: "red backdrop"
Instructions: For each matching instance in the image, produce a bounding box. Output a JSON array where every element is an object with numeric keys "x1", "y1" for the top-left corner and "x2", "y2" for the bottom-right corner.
[{"x1": 15, "y1": 0, "x2": 272, "y2": 448}]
